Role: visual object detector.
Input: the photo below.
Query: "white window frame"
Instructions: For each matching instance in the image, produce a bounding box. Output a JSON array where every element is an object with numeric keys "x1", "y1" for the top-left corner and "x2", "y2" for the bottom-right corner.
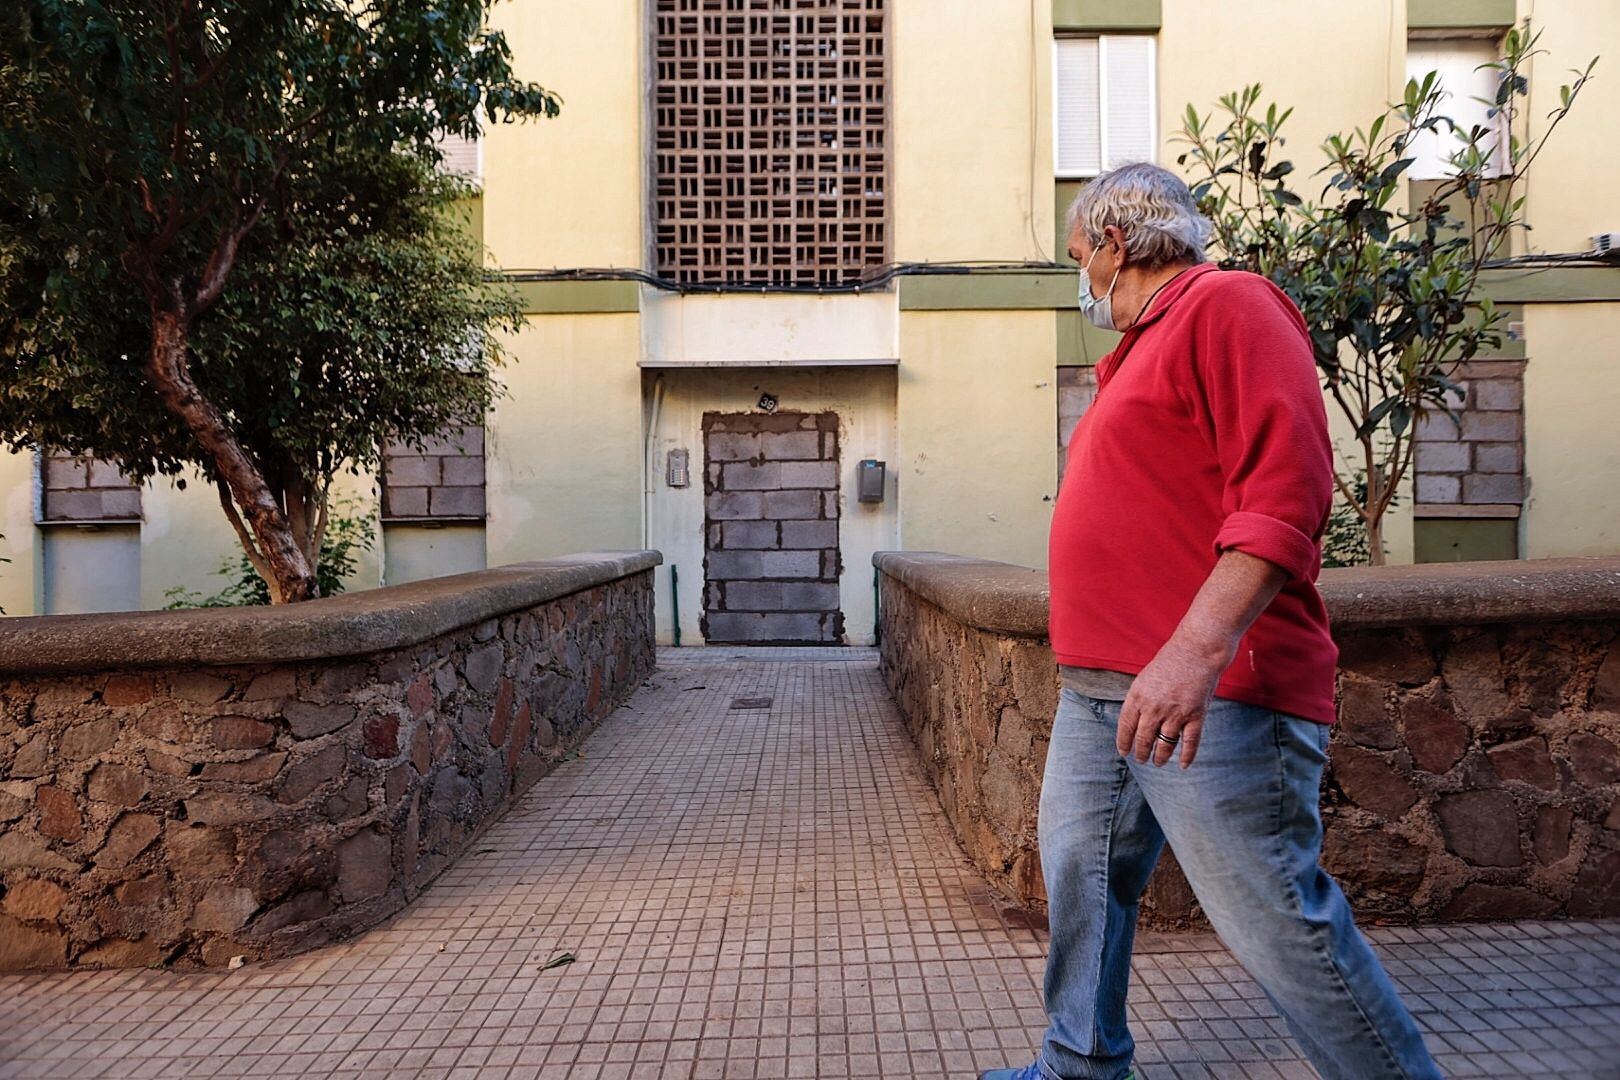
[
  {"x1": 1405, "y1": 36, "x2": 1510, "y2": 181},
  {"x1": 436, "y1": 130, "x2": 484, "y2": 188},
  {"x1": 1053, "y1": 34, "x2": 1158, "y2": 179}
]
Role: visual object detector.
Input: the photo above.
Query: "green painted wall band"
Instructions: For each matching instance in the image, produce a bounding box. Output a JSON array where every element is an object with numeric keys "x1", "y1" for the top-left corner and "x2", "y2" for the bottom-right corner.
[
  {"x1": 1478, "y1": 267, "x2": 1620, "y2": 304},
  {"x1": 1055, "y1": 309, "x2": 1120, "y2": 365},
  {"x1": 1055, "y1": 179, "x2": 1086, "y2": 266},
  {"x1": 500, "y1": 267, "x2": 1616, "y2": 316},
  {"x1": 899, "y1": 271, "x2": 1078, "y2": 310},
  {"x1": 902, "y1": 266, "x2": 1620, "y2": 311},
  {"x1": 468, "y1": 197, "x2": 484, "y2": 250},
  {"x1": 1408, "y1": 0, "x2": 1516, "y2": 30},
  {"x1": 1054, "y1": 1, "x2": 1509, "y2": 41},
  {"x1": 1488, "y1": 302, "x2": 1527, "y2": 358},
  {"x1": 1413, "y1": 518, "x2": 1520, "y2": 563},
  {"x1": 447, "y1": 196, "x2": 483, "y2": 250},
  {"x1": 512, "y1": 279, "x2": 641, "y2": 315},
  {"x1": 1052, "y1": 0, "x2": 1161, "y2": 32}
]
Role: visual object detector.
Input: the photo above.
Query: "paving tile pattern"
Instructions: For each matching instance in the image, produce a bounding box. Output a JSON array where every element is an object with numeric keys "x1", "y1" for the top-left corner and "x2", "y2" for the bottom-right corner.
[{"x1": 1, "y1": 649, "x2": 1617, "y2": 1079}]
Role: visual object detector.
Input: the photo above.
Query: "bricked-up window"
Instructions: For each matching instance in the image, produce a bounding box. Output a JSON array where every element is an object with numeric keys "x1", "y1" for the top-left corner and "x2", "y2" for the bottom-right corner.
[
  {"x1": 38, "y1": 452, "x2": 142, "y2": 523},
  {"x1": 652, "y1": 0, "x2": 888, "y2": 286},
  {"x1": 380, "y1": 427, "x2": 486, "y2": 522},
  {"x1": 1056, "y1": 366, "x2": 1098, "y2": 487},
  {"x1": 1414, "y1": 360, "x2": 1525, "y2": 508}
]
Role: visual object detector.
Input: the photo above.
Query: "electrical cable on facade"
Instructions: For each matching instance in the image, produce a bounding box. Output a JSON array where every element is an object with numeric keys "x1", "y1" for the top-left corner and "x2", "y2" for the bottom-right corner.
[
  {"x1": 502, "y1": 248, "x2": 1615, "y2": 296},
  {"x1": 501, "y1": 260, "x2": 1073, "y2": 295},
  {"x1": 1482, "y1": 252, "x2": 1619, "y2": 267}
]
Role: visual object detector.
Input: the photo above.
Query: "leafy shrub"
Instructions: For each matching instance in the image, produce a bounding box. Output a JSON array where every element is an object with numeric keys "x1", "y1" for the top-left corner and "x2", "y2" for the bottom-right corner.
[{"x1": 166, "y1": 500, "x2": 374, "y2": 609}]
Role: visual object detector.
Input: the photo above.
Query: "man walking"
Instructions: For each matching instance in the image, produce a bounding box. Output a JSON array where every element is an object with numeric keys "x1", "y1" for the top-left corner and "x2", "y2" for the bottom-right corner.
[{"x1": 980, "y1": 163, "x2": 1442, "y2": 1080}]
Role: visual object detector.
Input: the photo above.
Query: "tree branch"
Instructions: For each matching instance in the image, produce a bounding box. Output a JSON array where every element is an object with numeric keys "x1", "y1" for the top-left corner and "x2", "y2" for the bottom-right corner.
[
  {"x1": 310, "y1": 485, "x2": 332, "y2": 572},
  {"x1": 284, "y1": 472, "x2": 310, "y2": 558},
  {"x1": 1328, "y1": 463, "x2": 1363, "y2": 521},
  {"x1": 215, "y1": 477, "x2": 274, "y2": 586},
  {"x1": 136, "y1": 176, "x2": 160, "y2": 218},
  {"x1": 192, "y1": 192, "x2": 270, "y2": 313},
  {"x1": 149, "y1": 310, "x2": 315, "y2": 602}
]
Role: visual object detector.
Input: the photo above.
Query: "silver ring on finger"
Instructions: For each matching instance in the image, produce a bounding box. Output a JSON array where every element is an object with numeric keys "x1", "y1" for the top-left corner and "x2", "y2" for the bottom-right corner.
[{"x1": 1154, "y1": 731, "x2": 1179, "y2": 746}]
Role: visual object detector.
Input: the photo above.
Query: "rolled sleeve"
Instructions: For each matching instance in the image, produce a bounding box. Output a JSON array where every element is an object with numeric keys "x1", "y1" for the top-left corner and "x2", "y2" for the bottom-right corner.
[
  {"x1": 1215, "y1": 509, "x2": 1321, "y2": 584},
  {"x1": 1191, "y1": 274, "x2": 1335, "y2": 586}
]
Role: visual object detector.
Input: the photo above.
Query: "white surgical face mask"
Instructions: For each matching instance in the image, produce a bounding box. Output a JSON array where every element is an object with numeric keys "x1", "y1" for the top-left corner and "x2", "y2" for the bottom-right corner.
[{"x1": 1077, "y1": 245, "x2": 1122, "y2": 331}]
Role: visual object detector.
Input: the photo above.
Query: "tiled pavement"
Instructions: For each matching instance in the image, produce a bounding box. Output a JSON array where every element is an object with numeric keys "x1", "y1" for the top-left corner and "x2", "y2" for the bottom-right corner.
[{"x1": 2, "y1": 647, "x2": 1618, "y2": 1080}]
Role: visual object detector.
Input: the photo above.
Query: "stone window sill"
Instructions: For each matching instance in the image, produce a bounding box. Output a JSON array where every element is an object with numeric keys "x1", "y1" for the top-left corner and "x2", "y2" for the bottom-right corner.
[
  {"x1": 380, "y1": 517, "x2": 487, "y2": 527},
  {"x1": 34, "y1": 518, "x2": 144, "y2": 529},
  {"x1": 1413, "y1": 503, "x2": 1521, "y2": 519}
]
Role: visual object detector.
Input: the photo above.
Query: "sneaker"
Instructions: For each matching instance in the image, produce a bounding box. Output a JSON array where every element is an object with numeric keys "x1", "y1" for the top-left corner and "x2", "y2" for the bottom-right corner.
[
  {"x1": 978, "y1": 1066, "x2": 1044, "y2": 1080},
  {"x1": 977, "y1": 1067, "x2": 1135, "y2": 1080}
]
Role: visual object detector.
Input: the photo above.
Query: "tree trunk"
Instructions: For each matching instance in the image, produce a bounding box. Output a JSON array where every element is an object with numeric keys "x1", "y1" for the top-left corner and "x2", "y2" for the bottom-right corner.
[
  {"x1": 282, "y1": 473, "x2": 325, "y2": 573},
  {"x1": 1366, "y1": 512, "x2": 1387, "y2": 567},
  {"x1": 147, "y1": 309, "x2": 318, "y2": 603}
]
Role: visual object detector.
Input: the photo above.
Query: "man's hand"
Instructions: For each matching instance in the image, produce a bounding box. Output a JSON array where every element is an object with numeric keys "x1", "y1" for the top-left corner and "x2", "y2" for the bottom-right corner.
[
  {"x1": 1115, "y1": 638, "x2": 1227, "y2": 769},
  {"x1": 1114, "y1": 550, "x2": 1289, "y2": 770}
]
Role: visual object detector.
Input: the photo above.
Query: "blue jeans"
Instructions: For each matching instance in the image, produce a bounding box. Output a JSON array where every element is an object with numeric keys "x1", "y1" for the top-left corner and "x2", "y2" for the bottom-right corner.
[{"x1": 1036, "y1": 688, "x2": 1442, "y2": 1080}]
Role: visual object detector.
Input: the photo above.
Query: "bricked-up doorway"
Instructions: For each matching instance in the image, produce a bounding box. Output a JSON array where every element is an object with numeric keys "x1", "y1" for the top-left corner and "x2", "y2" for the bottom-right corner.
[{"x1": 702, "y1": 411, "x2": 844, "y2": 644}]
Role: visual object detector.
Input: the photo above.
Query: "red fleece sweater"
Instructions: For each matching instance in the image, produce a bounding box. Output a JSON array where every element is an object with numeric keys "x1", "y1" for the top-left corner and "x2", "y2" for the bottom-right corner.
[{"x1": 1048, "y1": 264, "x2": 1339, "y2": 724}]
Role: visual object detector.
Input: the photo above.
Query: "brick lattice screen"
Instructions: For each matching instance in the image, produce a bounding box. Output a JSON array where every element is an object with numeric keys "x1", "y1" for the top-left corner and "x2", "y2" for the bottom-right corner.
[
  {"x1": 651, "y1": 0, "x2": 888, "y2": 286},
  {"x1": 380, "y1": 428, "x2": 486, "y2": 522},
  {"x1": 38, "y1": 452, "x2": 142, "y2": 523},
  {"x1": 1414, "y1": 360, "x2": 1525, "y2": 508}
]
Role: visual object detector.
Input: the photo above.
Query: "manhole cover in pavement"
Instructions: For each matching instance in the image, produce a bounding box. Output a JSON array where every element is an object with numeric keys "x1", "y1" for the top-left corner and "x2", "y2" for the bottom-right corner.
[{"x1": 730, "y1": 696, "x2": 773, "y2": 710}]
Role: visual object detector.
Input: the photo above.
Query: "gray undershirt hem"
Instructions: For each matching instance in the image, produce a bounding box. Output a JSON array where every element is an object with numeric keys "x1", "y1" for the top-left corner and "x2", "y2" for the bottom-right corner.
[{"x1": 1058, "y1": 665, "x2": 1137, "y2": 702}]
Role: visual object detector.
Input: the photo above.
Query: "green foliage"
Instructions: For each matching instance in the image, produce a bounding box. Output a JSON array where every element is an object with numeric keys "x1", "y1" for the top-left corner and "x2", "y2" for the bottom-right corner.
[
  {"x1": 0, "y1": 0, "x2": 558, "y2": 600},
  {"x1": 1177, "y1": 24, "x2": 1594, "y2": 563},
  {"x1": 2, "y1": 147, "x2": 522, "y2": 485},
  {"x1": 1321, "y1": 474, "x2": 1392, "y2": 569},
  {"x1": 194, "y1": 149, "x2": 524, "y2": 479},
  {"x1": 165, "y1": 498, "x2": 375, "y2": 609}
]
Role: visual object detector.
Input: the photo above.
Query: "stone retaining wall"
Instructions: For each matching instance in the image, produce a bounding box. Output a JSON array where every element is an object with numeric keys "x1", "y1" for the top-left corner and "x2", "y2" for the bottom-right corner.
[
  {"x1": 875, "y1": 552, "x2": 1620, "y2": 928},
  {"x1": 0, "y1": 552, "x2": 659, "y2": 970}
]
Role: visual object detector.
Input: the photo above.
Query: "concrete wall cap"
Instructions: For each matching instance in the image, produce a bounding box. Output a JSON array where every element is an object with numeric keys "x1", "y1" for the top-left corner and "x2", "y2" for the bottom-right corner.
[
  {"x1": 0, "y1": 551, "x2": 662, "y2": 676},
  {"x1": 873, "y1": 551, "x2": 1051, "y2": 638},
  {"x1": 873, "y1": 551, "x2": 1620, "y2": 636},
  {"x1": 1320, "y1": 556, "x2": 1620, "y2": 629}
]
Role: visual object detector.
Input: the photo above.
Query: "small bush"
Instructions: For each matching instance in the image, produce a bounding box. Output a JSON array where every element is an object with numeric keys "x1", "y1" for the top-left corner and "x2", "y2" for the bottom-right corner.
[
  {"x1": 1322, "y1": 475, "x2": 1391, "y2": 569},
  {"x1": 166, "y1": 500, "x2": 375, "y2": 609}
]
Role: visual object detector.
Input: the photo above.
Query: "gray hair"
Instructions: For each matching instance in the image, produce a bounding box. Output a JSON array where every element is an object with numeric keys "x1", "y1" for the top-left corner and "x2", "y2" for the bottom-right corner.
[{"x1": 1065, "y1": 162, "x2": 1212, "y2": 269}]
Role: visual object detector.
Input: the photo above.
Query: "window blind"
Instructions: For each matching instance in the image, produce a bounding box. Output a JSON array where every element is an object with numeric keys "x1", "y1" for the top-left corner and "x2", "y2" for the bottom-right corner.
[
  {"x1": 437, "y1": 132, "x2": 482, "y2": 185},
  {"x1": 1101, "y1": 35, "x2": 1156, "y2": 169},
  {"x1": 1406, "y1": 39, "x2": 1509, "y2": 180},
  {"x1": 1054, "y1": 35, "x2": 1156, "y2": 177},
  {"x1": 1054, "y1": 37, "x2": 1101, "y2": 177}
]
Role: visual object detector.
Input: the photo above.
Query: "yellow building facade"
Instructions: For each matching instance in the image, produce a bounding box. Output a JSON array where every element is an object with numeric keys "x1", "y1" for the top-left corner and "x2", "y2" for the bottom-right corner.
[{"x1": 2, "y1": 0, "x2": 1618, "y2": 648}]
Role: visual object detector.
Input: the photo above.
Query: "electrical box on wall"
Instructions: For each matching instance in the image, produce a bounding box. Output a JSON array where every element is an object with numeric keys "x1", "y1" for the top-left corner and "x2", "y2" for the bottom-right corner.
[
  {"x1": 666, "y1": 448, "x2": 690, "y2": 488},
  {"x1": 858, "y1": 459, "x2": 885, "y2": 503}
]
